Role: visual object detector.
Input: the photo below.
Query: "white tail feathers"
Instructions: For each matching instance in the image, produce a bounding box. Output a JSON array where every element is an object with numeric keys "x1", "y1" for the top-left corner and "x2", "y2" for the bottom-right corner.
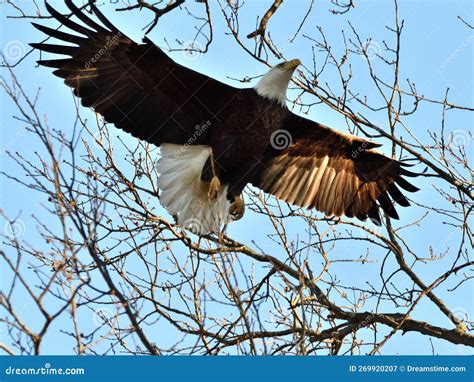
[{"x1": 156, "y1": 144, "x2": 231, "y2": 234}]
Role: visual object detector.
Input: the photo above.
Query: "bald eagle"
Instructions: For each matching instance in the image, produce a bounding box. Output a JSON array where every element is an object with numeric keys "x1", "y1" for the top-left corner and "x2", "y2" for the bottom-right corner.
[{"x1": 31, "y1": 1, "x2": 418, "y2": 233}]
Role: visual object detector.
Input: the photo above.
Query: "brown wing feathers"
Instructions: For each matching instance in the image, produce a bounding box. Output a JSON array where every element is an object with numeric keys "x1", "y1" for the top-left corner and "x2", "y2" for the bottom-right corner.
[
  {"x1": 253, "y1": 116, "x2": 418, "y2": 225},
  {"x1": 31, "y1": 1, "x2": 162, "y2": 143},
  {"x1": 30, "y1": 1, "x2": 237, "y2": 147}
]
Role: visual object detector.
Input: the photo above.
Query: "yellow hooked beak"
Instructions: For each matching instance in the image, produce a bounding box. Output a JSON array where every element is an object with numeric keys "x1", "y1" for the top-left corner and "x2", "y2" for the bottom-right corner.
[{"x1": 282, "y1": 59, "x2": 301, "y2": 71}]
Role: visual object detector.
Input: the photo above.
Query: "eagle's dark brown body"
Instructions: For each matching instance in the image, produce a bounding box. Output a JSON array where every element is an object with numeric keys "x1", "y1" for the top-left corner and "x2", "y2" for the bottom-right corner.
[{"x1": 202, "y1": 91, "x2": 290, "y2": 198}]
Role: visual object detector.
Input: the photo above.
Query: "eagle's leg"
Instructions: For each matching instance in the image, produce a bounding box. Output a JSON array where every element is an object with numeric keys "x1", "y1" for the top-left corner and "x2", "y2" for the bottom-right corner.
[
  {"x1": 200, "y1": 148, "x2": 221, "y2": 200},
  {"x1": 208, "y1": 176, "x2": 221, "y2": 199},
  {"x1": 229, "y1": 195, "x2": 245, "y2": 220}
]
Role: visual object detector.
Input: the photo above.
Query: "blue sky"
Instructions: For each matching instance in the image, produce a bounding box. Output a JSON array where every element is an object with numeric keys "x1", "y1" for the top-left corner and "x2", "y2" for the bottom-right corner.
[{"x1": 0, "y1": 0, "x2": 472, "y2": 355}]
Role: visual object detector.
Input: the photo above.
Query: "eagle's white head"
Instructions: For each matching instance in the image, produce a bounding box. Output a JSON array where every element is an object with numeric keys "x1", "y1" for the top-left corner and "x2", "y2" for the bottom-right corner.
[{"x1": 254, "y1": 59, "x2": 301, "y2": 107}]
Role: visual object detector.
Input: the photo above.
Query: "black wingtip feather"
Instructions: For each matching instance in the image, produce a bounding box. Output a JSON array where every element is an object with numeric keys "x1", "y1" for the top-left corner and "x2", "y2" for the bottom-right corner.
[
  {"x1": 367, "y1": 205, "x2": 382, "y2": 226},
  {"x1": 387, "y1": 184, "x2": 411, "y2": 207},
  {"x1": 399, "y1": 167, "x2": 419, "y2": 177},
  {"x1": 143, "y1": 36, "x2": 154, "y2": 45},
  {"x1": 352, "y1": 140, "x2": 382, "y2": 152},
  {"x1": 32, "y1": 22, "x2": 85, "y2": 45},
  {"x1": 30, "y1": 42, "x2": 76, "y2": 56},
  {"x1": 370, "y1": 217, "x2": 382, "y2": 226},
  {"x1": 37, "y1": 58, "x2": 73, "y2": 68},
  {"x1": 89, "y1": 1, "x2": 120, "y2": 33},
  {"x1": 44, "y1": 1, "x2": 95, "y2": 37},
  {"x1": 377, "y1": 193, "x2": 399, "y2": 220},
  {"x1": 395, "y1": 176, "x2": 420, "y2": 193},
  {"x1": 64, "y1": 0, "x2": 110, "y2": 33}
]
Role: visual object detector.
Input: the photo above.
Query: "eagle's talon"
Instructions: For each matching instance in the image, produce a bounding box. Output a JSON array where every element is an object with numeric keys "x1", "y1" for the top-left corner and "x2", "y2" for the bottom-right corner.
[
  {"x1": 208, "y1": 176, "x2": 221, "y2": 199},
  {"x1": 229, "y1": 196, "x2": 245, "y2": 220}
]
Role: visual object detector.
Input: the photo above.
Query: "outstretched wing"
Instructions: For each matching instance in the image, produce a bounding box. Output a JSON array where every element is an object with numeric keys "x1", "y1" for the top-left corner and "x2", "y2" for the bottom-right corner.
[
  {"x1": 252, "y1": 114, "x2": 418, "y2": 225},
  {"x1": 31, "y1": 0, "x2": 239, "y2": 146}
]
